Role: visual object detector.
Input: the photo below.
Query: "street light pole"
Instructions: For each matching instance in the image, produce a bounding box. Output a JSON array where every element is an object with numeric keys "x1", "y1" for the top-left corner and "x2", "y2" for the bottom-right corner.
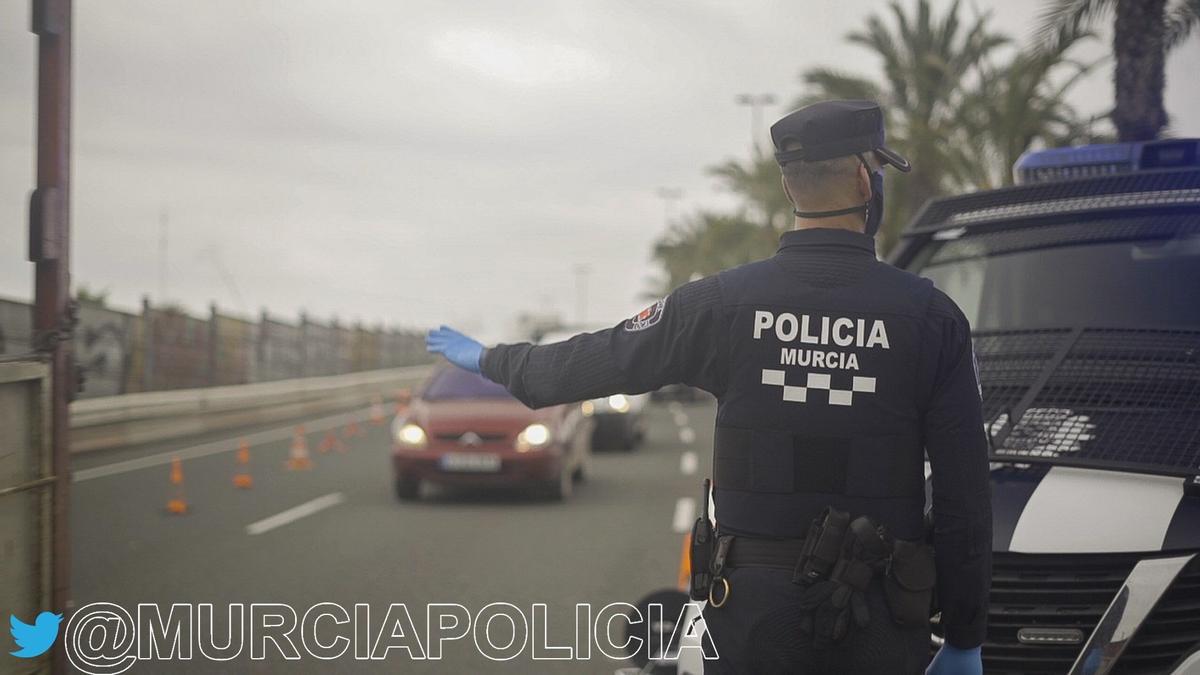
[
  {"x1": 159, "y1": 208, "x2": 169, "y2": 302},
  {"x1": 735, "y1": 93, "x2": 777, "y2": 155},
  {"x1": 29, "y1": 1, "x2": 73, "y2": 673}
]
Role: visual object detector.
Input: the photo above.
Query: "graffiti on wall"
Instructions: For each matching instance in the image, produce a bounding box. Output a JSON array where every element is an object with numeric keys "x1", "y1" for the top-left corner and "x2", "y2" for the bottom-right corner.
[
  {"x1": 76, "y1": 304, "x2": 135, "y2": 397},
  {"x1": 0, "y1": 297, "x2": 431, "y2": 398}
]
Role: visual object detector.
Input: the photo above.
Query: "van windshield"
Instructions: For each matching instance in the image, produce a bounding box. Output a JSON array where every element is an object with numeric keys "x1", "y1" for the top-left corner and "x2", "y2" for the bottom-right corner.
[
  {"x1": 907, "y1": 223, "x2": 1200, "y2": 477},
  {"x1": 914, "y1": 231, "x2": 1200, "y2": 331}
]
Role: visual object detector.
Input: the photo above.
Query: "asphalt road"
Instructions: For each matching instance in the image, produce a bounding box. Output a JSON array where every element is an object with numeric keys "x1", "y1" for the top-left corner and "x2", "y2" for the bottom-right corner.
[{"x1": 70, "y1": 398, "x2": 715, "y2": 674}]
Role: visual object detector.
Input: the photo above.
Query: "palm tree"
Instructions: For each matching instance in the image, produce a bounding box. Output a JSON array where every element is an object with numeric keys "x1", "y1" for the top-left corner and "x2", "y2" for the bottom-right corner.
[
  {"x1": 958, "y1": 25, "x2": 1105, "y2": 188},
  {"x1": 707, "y1": 149, "x2": 795, "y2": 233},
  {"x1": 798, "y1": 0, "x2": 1102, "y2": 247},
  {"x1": 651, "y1": 212, "x2": 777, "y2": 293},
  {"x1": 797, "y1": 0, "x2": 1008, "y2": 251},
  {"x1": 648, "y1": 0, "x2": 1105, "y2": 290},
  {"x1": 1039, "y1": 0, "x2": 1199, "y2": 141}
]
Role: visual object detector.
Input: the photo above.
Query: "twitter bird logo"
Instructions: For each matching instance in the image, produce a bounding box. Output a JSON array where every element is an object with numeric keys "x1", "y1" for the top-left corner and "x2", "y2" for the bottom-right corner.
[{"x1": 10, "y1": 612, "x2": 62, "y2": 658}]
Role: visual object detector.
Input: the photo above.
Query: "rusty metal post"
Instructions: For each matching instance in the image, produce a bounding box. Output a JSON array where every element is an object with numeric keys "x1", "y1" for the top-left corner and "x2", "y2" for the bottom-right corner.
[
  {"x1": 28, "y1": 1, "x2": 73, "y2": 673},
  {"x1": 208, "y1": 302, "x2": 219, "y2": 386},
  {"x1": 141, "y1": 295, "x2": 153, "y2": 391}
]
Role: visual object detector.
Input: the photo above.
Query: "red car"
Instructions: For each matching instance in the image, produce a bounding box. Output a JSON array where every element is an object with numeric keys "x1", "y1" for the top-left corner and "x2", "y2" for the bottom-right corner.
[{"x1": 391, "y1": 367, "x2": 593, "y2": 501}]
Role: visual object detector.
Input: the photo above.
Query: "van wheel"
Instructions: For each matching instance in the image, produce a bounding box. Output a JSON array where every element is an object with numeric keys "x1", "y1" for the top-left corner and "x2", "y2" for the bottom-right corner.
[{"x1": 395, "y1": 476, "x2": 420, "y2": 501}]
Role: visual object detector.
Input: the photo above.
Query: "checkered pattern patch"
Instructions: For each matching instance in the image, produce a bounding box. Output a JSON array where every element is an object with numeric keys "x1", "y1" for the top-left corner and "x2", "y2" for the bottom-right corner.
[{"x1": 761, "y1": 369, "x2": 876, "y2": 406}]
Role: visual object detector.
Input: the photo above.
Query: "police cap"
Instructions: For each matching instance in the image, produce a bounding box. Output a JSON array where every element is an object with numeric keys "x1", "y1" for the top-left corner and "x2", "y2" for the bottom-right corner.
[{"x1": 770, "y1": 100, "x2": 911, "y2": 172}]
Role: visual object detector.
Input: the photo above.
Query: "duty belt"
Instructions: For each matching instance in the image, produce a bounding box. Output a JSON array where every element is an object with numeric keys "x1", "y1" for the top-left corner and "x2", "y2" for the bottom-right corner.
[
  {"x1": 723, "y1": 536, "x2": 809, "y2": 570},
  {"x1": 698, "y1": 503, "x2": 936, "y2": 640}
]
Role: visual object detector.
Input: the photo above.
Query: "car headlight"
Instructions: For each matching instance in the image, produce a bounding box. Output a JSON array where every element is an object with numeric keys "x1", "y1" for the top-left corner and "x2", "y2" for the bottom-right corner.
[
  {"x1": 581, "y1": 401, "x2": 595, "y2": 417},
  {"x1": 607, "y1": 394, "x2": 630, "y2": 413},
  {"x1": 394, "y1": 422, "x2": 427, "y2": 449},
  {"x1": 515, "y1": 423, "x2": 552, "y2": 452}
]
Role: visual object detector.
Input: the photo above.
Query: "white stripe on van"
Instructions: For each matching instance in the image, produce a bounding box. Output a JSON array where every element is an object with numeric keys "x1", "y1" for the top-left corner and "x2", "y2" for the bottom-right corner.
[{"x1": 1008, "y1": 466, "x2": 1183, "y2": 554}]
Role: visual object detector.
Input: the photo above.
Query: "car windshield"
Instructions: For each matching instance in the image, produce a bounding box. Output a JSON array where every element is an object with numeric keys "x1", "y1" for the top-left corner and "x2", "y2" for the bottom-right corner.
[
  {"x1": 422, "y1": 368, "x2": 514, "y2": 401},
  {"x1": 912, "y1": 230, "x2": 1200, "y2": 330}
]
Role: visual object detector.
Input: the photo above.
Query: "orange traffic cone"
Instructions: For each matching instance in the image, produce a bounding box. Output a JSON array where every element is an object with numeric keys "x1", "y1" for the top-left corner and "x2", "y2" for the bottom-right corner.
[
  {"x1": 233, "y1": 440, "x2": 254, "y2": 488},
  {"x1": 317, "y1": 430, "x2": 346, "y2": 454},
  {"x1": 677, "y1": 532, "x2": 692, "y2": 592},
  {"x1": 343, "y1": 419, "x2": 361, "y2": 439},
  {"x1": 370, "y1": 396, "x2": 386, "y2": 426},
  {"x1": 286, "y1": 426, "x2": 313, "y2": 470},
  {"x1": 167, "y1": 457, "x2": 188, "y2": 514}
]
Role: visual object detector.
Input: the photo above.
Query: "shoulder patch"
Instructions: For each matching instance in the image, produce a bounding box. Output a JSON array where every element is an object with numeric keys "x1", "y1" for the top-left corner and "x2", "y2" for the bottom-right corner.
[{"x1": 624, "y1": 298, "x2": 666, "y2": 332}]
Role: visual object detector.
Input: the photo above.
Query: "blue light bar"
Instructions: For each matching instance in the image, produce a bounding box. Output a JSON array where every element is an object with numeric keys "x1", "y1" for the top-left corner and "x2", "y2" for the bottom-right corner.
[{"x1": 1015, "y1": 139, "x2": 1200, "y2": 184}]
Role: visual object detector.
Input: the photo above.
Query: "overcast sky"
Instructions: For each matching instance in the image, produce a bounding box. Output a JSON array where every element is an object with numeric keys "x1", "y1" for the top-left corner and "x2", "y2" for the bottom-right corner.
[{"x1": 2, "y1": 1, "x2": 1198, "y2": 342}]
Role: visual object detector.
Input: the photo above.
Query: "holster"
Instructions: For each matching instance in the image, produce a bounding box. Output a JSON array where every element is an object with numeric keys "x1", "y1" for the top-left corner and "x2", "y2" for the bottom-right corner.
[
  {"x1": 883, "y1": 538, "x2": 936, "y2": 627},
  {"x1": 793, "y1": 507, "x2": 851, "y2": 586},
  {"x1": 688, "y1": 479, "x2": 716, "y2": 601},
  {"x1": 794, "y1": 511, "x2": 889, "y2": 646},
  {"x1": 688, "y1": 513, "x2": 715, "y2": 601}
]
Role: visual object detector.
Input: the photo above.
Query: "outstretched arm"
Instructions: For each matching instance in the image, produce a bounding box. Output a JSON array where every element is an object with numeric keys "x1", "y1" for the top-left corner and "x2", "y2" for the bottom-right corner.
[{"x1": 428, "y1": 276, "x2": 727, "y2": 409}]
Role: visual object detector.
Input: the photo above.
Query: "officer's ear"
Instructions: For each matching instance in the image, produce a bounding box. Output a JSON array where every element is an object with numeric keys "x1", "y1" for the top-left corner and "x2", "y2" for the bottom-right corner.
[
  {"x1": 780, "y1": 174, "x2": 793, "y2": 206},
  {"x1": 856, "y1": 161, "x2": 872, "y2": 202}
]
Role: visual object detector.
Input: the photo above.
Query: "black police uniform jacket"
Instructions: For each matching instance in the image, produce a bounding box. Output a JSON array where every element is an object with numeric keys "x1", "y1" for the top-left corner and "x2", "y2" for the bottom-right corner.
[{"x1": 482, "y1": 227, "x2": 992, "y2": 648}]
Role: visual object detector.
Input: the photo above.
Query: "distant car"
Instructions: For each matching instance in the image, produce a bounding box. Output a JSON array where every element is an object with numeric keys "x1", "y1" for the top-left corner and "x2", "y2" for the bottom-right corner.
[
  {"x1": 391, "y1": 367, "x2": 593, "y2": 501},
  {"x1": 538, "y1": 328, "x2": 649, "y2": 451},
  {"x1": 582, "y1": 392, "x2": 648, "y2": 450}
]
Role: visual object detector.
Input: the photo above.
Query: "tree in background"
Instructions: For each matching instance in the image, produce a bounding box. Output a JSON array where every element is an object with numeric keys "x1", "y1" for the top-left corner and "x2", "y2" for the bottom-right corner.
[
  {"x1": 651, "y1": 212, "x2": 777, "y2": 292},
  {"x1": 652, "y1": 0, "x2": 1102, "y2": 290},
  {"x1": 1040, "y1": 0, "x2": 1199, "y2": 141},
  {"x1": 956, "y1": 23, "x2": 1106, "y2": 189},
  {"x1": 800, "y1": 0, "x2": 1009, "y2": 252},
  {"x1": 75, "y1": 284, "x2": 111, "y2": 307},
  {"x1": 707, "y1": 149, "x2": 795, "y2": 233}
]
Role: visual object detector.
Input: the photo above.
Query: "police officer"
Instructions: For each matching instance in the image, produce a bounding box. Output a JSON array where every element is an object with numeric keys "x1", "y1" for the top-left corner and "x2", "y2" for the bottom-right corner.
[{"x1": 427, "y1": 99, "x2": 991, "y2": 675}]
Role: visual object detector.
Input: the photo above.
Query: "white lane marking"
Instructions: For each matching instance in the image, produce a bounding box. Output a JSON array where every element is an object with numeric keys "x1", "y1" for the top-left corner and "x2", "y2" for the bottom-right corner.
[
  {"x1": 246, "y1": 492, "x2": 346, "y2": 536},
  {"x1": 73, "y1": 407, "x2": 378, "y2": 482},
  {"x1": 1008, "y1": 467, "x2": 1184, "y2": 554},
  {"x1": 679, "y1": 427, "x2": 696, "y2": 445},
  {"x1": 680, "y1": 451, "x2": 698, "y2": 476},
  {"x1": 673, "y1": 411, "x2": 689, "y2": 427},
  {"x1": 672, "y1": 497, "x2": 696, "y2": 533}
]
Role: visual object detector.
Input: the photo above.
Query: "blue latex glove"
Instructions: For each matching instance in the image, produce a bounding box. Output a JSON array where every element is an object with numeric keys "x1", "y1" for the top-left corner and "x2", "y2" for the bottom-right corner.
[
  {"x1": 426, "y1": 326, "x2": 484, "y2": 374},
  {"x1": 926, "y1": 644, "x2": 982, "y2": 675}
]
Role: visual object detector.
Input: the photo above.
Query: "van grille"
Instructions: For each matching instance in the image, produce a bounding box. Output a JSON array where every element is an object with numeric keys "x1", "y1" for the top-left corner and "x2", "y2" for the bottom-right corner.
[
  {"x1": 980, "y1": 553, "x2": 1135, "y2": 675},
  {"x1": 958, "y1": 553, "x2": 1200, "y2": 675}
]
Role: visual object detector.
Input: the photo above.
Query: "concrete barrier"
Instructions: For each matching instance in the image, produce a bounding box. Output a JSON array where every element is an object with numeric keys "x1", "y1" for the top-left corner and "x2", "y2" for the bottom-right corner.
[{"x1": 70, "y1": 365, "x2": 433, "y2": 452}]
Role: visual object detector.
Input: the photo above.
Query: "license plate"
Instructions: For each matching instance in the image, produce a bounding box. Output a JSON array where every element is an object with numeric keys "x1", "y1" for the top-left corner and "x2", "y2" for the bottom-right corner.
[{"x1": 439, "y1": 453, "x2": 501, "y2": 473}]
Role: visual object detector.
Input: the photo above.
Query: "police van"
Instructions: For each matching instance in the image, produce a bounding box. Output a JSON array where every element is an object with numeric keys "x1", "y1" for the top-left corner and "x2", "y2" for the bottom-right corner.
[{"x1": 642, "y1": 139, "x2": 1200, "y2": 675}]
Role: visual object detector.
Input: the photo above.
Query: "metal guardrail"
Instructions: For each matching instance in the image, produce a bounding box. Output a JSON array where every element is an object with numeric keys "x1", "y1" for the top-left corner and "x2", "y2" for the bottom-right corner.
[
  {"x1": 71, "y1": 364, "x2": 433, "y2": 426},
  {"x1": 67, "y1": 365, "x2": 433, "y2": 453}
]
